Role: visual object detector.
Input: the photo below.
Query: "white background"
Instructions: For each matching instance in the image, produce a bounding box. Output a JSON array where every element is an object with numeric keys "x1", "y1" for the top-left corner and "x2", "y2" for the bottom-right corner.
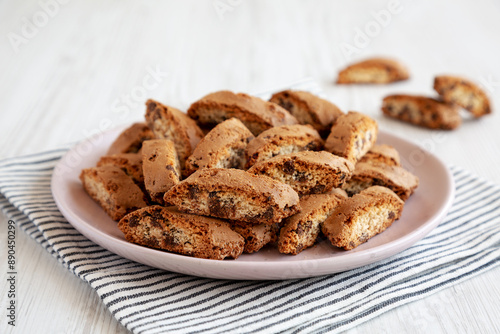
[{"x1": 1, "y1": 0, "x2": 499, "y2": 333}]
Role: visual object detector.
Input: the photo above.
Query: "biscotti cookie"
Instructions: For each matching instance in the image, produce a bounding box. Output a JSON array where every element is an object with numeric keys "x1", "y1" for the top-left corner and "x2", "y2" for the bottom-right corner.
[
  {"x1": 343, "y1": 162, "x2": 418, "y2": 201},
  {"x1": 322, "y1": 186, "x2": 404, "y2": 250},
  {"x1": 80, "y1": 166, "x2": 148, "y2": 221},
  {"x1": 142, "y1": 139, "x2": 181, "y2": 205},
  {"x1": 247, "y1": 151, "x2": 354, "y2": 195},
  {"x1": 358, "y1": 144, "x2": 401, "y2": 167},
  {"x1": 324, "y1": 111, "x2": 378, "y2": 164},
  {"x1": 97, "y1": 153, "x2": 144, "y2": 185},
  {"x1": 187, "y1": 90, "x2": 298, "y2": 136},
  {"x1": 434, "y1": 75, "x2": 491, "y2": 118},
  {"x1": 118, "y1": 205, "x2": 244, "y2": 260},
  {"x1": 382, "y1": 95, "x2": 461, "y2": 130},
  {"x1": 185, "y1": 118, "x2": 254, "y2": 176},
  {"x1": 164, "y1": 168, "x2": 300, "y2": 224},
  {"x1": 230, "y1": 222, "x2": 279, "y2": 253},
  {"x1": 145, "y1": 99, "x2": 204, "y2": 169},
  {"x1": 269, "y1": 90, "x2": 343, "y2": 136},
  {"x1": 245, "y1": 124, "x2": 323, "y2": 168},
  {"x1": 278, "y1": 189, "x2": 347, "y2": 255},
  {"x1": 336, "y1": 58, "x2": 409, "y2": 84},
  {"x1": 107, "y1": 122, "x2": 154, "y2": 155}
]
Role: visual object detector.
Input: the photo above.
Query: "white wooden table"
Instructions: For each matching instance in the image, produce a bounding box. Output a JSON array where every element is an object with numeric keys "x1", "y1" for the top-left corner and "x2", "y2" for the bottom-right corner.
[{"x1": 1, "y1": 0, "x2": 499, "y2": 333}]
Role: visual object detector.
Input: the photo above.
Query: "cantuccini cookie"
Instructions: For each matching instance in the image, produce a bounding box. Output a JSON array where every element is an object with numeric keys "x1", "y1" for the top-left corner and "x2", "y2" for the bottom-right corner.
[
  {"x1": 245, "y1": 124, "x2": 323, "y2": 168},
  {"x1": 97, "y1": 153, "x2": 144, "y2": 185},
  {"x1": 324, "y1": 111, "x2": 378, "y2": 164},
  {"x1": 382, "y1": 95, "x2": 461, "y2": 130},
  {"x1": 80, "y1": 166, "x2": 148, "y2": 221},
  {"x1": 278, "y1": 189, "x2": 347, "y2": 255},
  {"x1": 187, "y1": 90, "x2": 298, "y2": 136},
  {"x1": 358, "y1": 144, "x2": 401, "y2": 167},
  {"x1": 434, "y1": 75, "x2": 492, "y2": 118},
  {"x1": 322, "y1": 186, "x2": 404, "y2": 250},
  {"x1": 164, "y1": 168, "x2": 300, "y2": 224},
  {"x1": 118, "y1": 205, "x2": 244, "y2": 260},
  {"x1": 247, "y1": 151, "x2": 354, "y2": 195},
  {"x1": 230, "y1": 222, "x2": 279, "y2": 253},
  {"x1": 145, "y1": 99, "x2": 204, "y2": 169},
  {"x1": 185, "y1": 118, "x2": 254, "y2": 176},
  {"x1": 142, "y1": 139, "x2": 181, "y2": 205},
  {"x1": 336, "y1": 58, "x2": 409, "y2": 84},
  {"x1": 269, "y1": 90, "x2": 343, "y2": 136},
  {"x1": 343, "y1": 162, "x2": 418, "y2": 201},
  {"x1": 107, "y1": 122, "x2": 154, "y2": 155}
]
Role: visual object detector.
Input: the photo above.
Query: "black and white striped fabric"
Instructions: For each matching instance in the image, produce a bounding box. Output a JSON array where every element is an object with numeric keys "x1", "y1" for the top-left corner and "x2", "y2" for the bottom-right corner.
[{"x1": 1, "y1": 149, "x2": 500, "y2": 334}]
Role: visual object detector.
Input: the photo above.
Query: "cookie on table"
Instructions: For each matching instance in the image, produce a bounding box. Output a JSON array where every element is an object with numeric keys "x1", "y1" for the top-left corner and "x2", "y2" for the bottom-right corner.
[
  {"x1": 247, "y1": 151, "x2": 354, "y2": 195},
  {"x1": 185, "y1": 118, "x2": 254, "y2": 176},
  {"x1": 324, "y1": 111, "x2": 378, "y2": 164},
  {"x1": 142, "y1": 139, "x2": 181, "y2": 205},
  {"x1": 382, "y1": 94, "x2": 461, "y2": 130},
  {"x1": 358, "y1": 144, "x2": 401, "y2": 167},
  {"x1": 433, "y1": 75, "x2": 492, "y2": 118},
  {"x1": 322, "y1": 186, "x2": 404, "y2": 250},
  {"x1": 245, "y1": 124, "x2": 323, "y2": 168},
  {"x1": 187, "y1": 90, "x2": 298, "y2": 136},
  {"x1": 118, "y1": 205, "x2": 244, "y2": 260},
  {"x1": 336, "y1": 58, "x2": 409, "y2": 84},
  {"x1": 145, "y1": 99, "x2": 204, "y2": 170},
  {"x1": 230, "y1": 222, "x2": 279, "y2": 254},
  {"x1": 269, "y1": 90, "x2": 343, "y2": 136},
  {"x1": 80, "y1": 166, "x2": 148, "y2": 221},
  {"x1": 107, "y1": 122, "x2": 155, "y2": 155},
  {"x1": 278, "y1": 189, "x2": 347, "y2": 255},
  {"x1": 164, "y1": 168, "x2": 300, "y2": 224},
  {"x1": 97, "y1": 153, "x2": 144, "y2": 185},
  {"x1": 343, "y1": 162, "x2": 418, "y2": 201}
]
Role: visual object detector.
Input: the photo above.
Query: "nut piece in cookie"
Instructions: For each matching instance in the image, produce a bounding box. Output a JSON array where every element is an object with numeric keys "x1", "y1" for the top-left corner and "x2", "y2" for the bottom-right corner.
[
  {"x1": 278, "y1": 189, "x2": 347, "y2": 255},
  {"x1": 325, "y1": 111, "x2": 378, "y2": 164},
  {"x1": 107, "y1": 122, "x2": 155, "y2": 155},
  {"x1": 245, "y1": 124, "x2": 324, "y2": 169},
  {"x1": 185, "y1": 118, "x2": 254, "y2": 176},
  {"x1": 145, "y1": 99, "x2": 204, "y2": 170},
  {"x1": 269, "y1": 90, "x2": 343, "y2": 136},
  {"x1": 336, "y1": 58, "x2": 409, "y2": 84},
  {"x1": 118, "y1": 205, "x2": 244, "y2": 260},
  {"x1": 230, "y1": 222, "x2": 279, "y2": 254},
  {"x1": 343, "y1": 162, "x2": 419, "y2": 201},
  {"x1": 322, "y1": 186, "x2": 404, "y2": 250},
  {"x1": 80, "y1": 166, "x2": 148, "y2": 221},
  {"x1": 164, "y1": 168, "x2": 300, "y2": 224},
  {"x1": 434, "y1": 75, "x2": 492, "y2": 118},
  {"x1": 142, "y1": 139, "x2": 181, "y2": 205},
  {"x1": 358, "y1": 144, "x2": 401, "y2": 167},
  {"x1": 187, "y1": 90, "x2": 298, "y2": 136},
  {"x1": 247, "y1": 151, "x2": 354, "y2": 196}
]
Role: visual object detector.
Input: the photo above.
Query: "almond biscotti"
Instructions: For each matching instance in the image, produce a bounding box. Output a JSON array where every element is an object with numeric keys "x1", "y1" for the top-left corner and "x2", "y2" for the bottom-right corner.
[
  {"x1": 245, "y1": 124, "x2": 323, "y2": 168},
  {"x1": 142, "y1": 139, "x2": 181, "y2": 205},
  {"x1": 322, "y1": 186, "x2": 404, "y2": 250},
  {"x1": 324, "y1": 111, "x2": 378, "y2": 164},
  {"x1": 343, "y1": 162, "x2": 419, "y2": 201},
  {"x1": 187, "y1": 90, "x2": 298, "y2": 136},
  {"x1": 164, "y1": 168, "x2": 300, "y2": 224},
  {"x1": 97, "y1": 153, "x2": 144, "y2": 185},
  {"x1": 336, "y1": 58, "x2": 409, "y2": 84},
  {"x1": 247, "y1": 151, "x2": 354, "y2": 195},
  {"x1": 278, "y1": 189, "x2": 347, "y2": 255},
  {"x1": 434, "y1": 75, "x2": 492, "y2": 118},
  {"x1": 145, "y1": 99, "x2": 204, "y2": 169},
  {"x1": 80, "y1": 166, "x2": 148, "y2": 221},
  {"x1": 358, "y1": 144, "x2": 401, "y2": 167},
  {"x1": 118, "y1": 205, "x2": 244, "y2": 260},
  {"x1": 184, "y1": 118, "x2": 254, "y2": 176},
  {"x1": 269, "y1": 90, "x2": 343, "y2": 136},
  {"x1": 230, "y1": 222, "x2": 279, "y2": 254},
  {"x1": 382, "y1": 94, "x2": 461, "y2": 130},
  {"x1": 107, "y1": 122, "x2": 155, "y2": 155}
]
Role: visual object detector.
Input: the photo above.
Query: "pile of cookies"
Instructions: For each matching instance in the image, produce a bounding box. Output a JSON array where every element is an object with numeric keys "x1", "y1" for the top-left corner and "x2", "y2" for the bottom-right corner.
[{"x1": 80, "y1": 90, "x2": 418, "y2": 260}]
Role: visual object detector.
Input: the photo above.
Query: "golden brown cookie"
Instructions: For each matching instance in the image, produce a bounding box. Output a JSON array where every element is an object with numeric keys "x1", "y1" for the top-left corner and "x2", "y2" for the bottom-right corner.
[
  {"x1": 107, "y1": 123, "x2": 154, "y2": 155},
  {"x1": 337, "y1": 58, "x2": 409, "y2": 84},
  {"x1": 358, "y1": 144, "x2": 401, "y2": 167},
  {"x1": 230, "y1": 222, "x2": 279, "y2": 254},
  {"x1": 97, "y1": 153, "x2": 144, "y2": 185}
]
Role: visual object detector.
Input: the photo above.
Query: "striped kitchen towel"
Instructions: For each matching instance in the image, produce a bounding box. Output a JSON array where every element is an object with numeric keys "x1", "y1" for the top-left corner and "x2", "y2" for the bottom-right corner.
[{"x1": 1, "y1": 150, "x2": 500, "y2": 333}]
